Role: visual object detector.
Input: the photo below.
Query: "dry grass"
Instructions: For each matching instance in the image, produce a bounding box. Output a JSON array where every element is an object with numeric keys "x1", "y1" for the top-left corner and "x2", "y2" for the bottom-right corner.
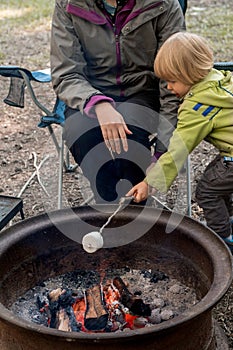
[{"x1": 186, "y1": 0, "x2": 233, "y2": 61}]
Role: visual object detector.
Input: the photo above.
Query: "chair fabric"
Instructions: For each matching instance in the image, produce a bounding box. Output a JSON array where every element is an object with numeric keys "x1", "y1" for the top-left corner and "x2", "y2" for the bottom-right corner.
[
  {"x1": 0, "y1": 66, "x2": 65, "y2": 126},
  {"x1": 38, "y1": 98, "x2": 66, "y2": 128},
  {"x1": 0, "y1": 66, "x2": 51, "y2": 108},
  {"x1": 178, "y1": 0, "x2": 187, "y2": 14}
]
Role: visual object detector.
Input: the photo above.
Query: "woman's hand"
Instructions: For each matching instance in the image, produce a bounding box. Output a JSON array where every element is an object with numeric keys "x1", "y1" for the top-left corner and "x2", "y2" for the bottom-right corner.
[{"x1": 95, "y1": 102, "x2": 132, "y2": 154}]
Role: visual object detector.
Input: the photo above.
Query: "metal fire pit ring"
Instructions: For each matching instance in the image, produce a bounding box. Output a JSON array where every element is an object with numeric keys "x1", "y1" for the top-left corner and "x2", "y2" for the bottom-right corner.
[{"x1": 0, "y1": 205, "x2": 232, "y2": 350}]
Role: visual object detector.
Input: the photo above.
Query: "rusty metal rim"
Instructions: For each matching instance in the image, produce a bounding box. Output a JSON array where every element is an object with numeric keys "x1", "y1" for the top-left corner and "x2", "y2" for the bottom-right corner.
[{"x1": 0, "y1": 206, "x2": 232, "y2": 342}]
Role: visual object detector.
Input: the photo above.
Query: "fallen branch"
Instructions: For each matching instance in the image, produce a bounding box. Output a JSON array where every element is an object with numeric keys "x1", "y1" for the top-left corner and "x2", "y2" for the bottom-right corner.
[{"x1": 17, "y1": 152, "x2": 50, "y2": 197}]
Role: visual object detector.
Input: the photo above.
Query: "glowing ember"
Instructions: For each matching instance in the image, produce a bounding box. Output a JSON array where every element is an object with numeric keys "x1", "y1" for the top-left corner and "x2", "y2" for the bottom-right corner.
[
  {"x1": 39, "y1": 277, "x2": 152, "y2": 333},
  {"x1": 11, "y1": 267, "x2": 199, "y2": 333}
]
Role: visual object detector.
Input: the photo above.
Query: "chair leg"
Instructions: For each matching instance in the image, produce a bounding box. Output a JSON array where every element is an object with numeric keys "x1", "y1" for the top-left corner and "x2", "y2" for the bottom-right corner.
[
  {"x1": 57, "y1": 128, "x2": 64, "y2": 209},
  {"x1": 20, "y1": 208, "x2": 25, "y2": 220},
  {"x1": 186, "y1": 155, "x2": 192, "y2": 217}
]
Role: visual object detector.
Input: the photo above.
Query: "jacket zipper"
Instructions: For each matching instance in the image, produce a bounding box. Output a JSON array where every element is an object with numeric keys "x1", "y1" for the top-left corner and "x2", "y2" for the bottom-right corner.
[
  {"x1": 113, "y1": 1, "x2": 164, "y2": 96},
  {"x1": 114, "y1": 27, "x2": 124, "y2": 96}
]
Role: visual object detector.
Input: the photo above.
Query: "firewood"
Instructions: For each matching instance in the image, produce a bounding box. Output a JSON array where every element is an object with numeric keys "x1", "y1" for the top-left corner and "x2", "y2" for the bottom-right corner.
[
  {"x1": 57, "y1": 308, "x2": 72, "y2": 331},
  {"x1": 48, "y1": 288, "x2": 81, "y2": 332},
  {"x1": 113, "y1": 276, "x2": 151, "y2": 316},
  {"x1": 49, "y1": 288, "x2": 64, "y2": 302},
  {"x1": 84, "y1": 285, "x2": 108, "y2": 331}
]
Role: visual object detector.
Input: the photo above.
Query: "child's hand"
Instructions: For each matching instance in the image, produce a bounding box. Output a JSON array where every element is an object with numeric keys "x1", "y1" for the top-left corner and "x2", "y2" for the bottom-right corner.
[{"x1": 126, "y1": 181, "x2": 150, "y2": 203}]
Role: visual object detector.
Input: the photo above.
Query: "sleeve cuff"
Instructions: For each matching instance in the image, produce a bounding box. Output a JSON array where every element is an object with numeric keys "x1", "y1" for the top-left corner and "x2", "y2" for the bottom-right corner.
[
  {"x1": 151, "y1": 152, "x2": 164, "y2": 163},
  {"x1": 84, "y1": 95, "x2": 116, "y2": 118}
]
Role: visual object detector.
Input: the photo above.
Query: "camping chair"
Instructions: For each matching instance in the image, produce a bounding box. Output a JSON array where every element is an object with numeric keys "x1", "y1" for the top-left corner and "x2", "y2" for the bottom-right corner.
[{"x1": 0, "y1": 66, "x2": 69, "y2": 209}]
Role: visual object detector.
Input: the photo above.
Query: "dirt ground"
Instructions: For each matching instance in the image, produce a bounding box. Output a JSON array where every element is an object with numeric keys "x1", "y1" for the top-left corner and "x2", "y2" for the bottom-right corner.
[{"x1": 0, "y1": 0, "x2": 233, "y2": 347}]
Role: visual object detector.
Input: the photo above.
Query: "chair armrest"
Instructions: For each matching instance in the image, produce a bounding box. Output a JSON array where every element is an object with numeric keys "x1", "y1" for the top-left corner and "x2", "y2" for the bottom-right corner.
[{"x1": 214, "y1": 62, "x2": 233, "y2": 72}]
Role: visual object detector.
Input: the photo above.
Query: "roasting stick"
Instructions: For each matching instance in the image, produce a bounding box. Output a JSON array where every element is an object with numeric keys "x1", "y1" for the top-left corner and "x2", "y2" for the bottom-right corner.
[
  {"x1": 82, "y1": 196, "x2": 134, "y2": 253},
  {"x1": 99, "y1": 196, "x2": 132, "y2": 234},
  {"x1": 151, "y1": 195, "x2": 171, "y2": 212},
  {"x1": 81, "y1": 195, "x2": 171, "y2": 253}
]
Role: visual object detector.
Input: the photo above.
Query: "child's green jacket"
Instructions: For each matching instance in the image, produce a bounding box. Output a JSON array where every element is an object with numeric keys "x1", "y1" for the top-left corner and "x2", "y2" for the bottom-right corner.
[{"x1": 145, "y1": 68, "x2": 233, "y2": 192}]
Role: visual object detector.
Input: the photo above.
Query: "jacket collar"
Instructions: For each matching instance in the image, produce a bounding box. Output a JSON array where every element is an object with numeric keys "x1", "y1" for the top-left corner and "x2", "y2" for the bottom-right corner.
[{"x1": 95, "y1": 0, "x2": 128, "y2": 9}]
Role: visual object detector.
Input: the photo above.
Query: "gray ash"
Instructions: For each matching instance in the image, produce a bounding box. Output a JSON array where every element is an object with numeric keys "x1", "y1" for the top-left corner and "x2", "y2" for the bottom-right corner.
[{"x1": 10, "y1": 266, "x2": 199, "y2": 333}]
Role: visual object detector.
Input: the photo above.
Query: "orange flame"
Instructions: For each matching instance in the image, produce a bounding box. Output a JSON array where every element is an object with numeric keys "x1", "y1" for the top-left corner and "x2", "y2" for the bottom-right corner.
[{"x1": 72, "y1": 298, "x2": 86, "y2": 331}]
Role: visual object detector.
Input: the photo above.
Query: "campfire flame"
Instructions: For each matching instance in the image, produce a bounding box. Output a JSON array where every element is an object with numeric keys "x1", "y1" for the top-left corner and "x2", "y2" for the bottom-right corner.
[{"x1": 72, "y1": 298, "x2": 86, "y2": 331}]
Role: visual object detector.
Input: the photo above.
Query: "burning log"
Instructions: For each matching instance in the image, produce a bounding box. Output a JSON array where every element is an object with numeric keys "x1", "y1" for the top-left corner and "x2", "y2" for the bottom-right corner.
[
  {"x1": 84, "y1": 285, "x2": 108, "y2": 331},
  {"x1": 113, "y1": 276, "x2": 151, "y2": 317},
  {"x1": 57, "y1": 308, "x2": 72, "y2": 332},
  {"x1": 49, "y1": 288, "x2": 64, "y2": 303},
  {"x1": 48, "y1": 288, "x2": 81, "y2": 332},
  {"x1": 39, "y1": 276, "x2": 151, "y2": 333}
]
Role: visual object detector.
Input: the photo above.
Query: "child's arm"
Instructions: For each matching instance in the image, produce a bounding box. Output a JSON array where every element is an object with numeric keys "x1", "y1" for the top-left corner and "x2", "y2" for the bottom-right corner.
[{"x1": 127, "y1": 100, "x2": 215, "y2": 202}]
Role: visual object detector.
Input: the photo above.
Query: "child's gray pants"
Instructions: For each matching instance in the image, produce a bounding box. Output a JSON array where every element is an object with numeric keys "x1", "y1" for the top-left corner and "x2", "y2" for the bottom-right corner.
[{"x1": 195, "y1": 154, "x2": 233, "y2": 238}]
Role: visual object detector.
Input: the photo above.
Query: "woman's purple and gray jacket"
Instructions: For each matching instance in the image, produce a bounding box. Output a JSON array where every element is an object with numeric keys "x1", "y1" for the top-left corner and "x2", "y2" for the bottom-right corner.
[{"x1": 50, "y1": 0, "x2": 185, "y2": 151}]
